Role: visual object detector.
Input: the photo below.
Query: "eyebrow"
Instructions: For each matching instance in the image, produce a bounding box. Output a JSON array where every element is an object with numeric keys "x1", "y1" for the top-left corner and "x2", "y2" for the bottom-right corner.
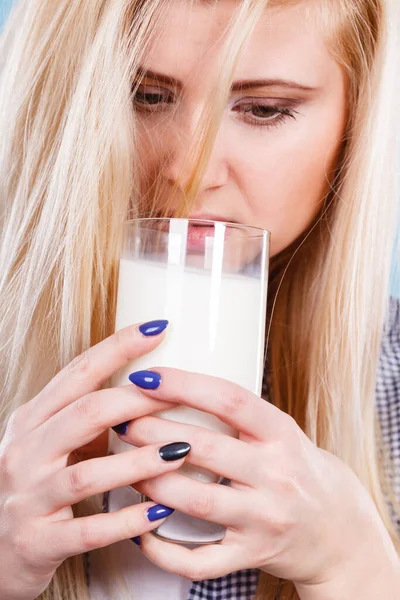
[{"x1": 137, "y1": 68, "x2": 318, "y2": 93}]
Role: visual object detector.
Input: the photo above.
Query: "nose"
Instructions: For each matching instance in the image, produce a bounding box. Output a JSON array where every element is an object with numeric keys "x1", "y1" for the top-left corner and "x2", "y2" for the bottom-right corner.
[{"x1": 160, "y1": 116, "x2": 229, "y2": 195}]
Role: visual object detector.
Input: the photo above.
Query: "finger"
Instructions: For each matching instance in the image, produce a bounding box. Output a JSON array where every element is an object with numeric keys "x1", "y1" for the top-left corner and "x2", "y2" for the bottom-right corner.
[
  {"x1": 135, "y1": 471, "x2": 250, "y2": 528},
  {"x1": 35, "y1": 385, "x2": 177, "y2": 460},
  {"x1": 41, "y1": 443, "x2": 190, "y2": 513},
  {"x1": 48, "y1": 501, "x2": 173, "y2": 559},
  {"x1": 126, "y1": 416, "x2": 259, "y2": 487},
  {"x1": 140, "y1": 533, "x2": 245, "y2": 580},
  {"x1": 27, "y1": 321, "x2": 169, "y2": 428},
  {"x1": 129, "y1": 367, "x2": 293, "y2": 442}
]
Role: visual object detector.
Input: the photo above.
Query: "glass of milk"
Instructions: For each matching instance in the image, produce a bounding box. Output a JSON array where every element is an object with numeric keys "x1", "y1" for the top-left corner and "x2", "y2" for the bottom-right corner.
[{"x1": 110, "y1": 218, "x2": 270, "y2": 544}]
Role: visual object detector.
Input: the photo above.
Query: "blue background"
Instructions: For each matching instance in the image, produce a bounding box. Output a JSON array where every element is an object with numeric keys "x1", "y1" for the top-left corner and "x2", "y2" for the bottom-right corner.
[
  {"x1": 0, "y1": 0, "x2": 12, "y2": 27},
  {"x1": 1, "y1": 0, "x2": 399, "y2": 296}
]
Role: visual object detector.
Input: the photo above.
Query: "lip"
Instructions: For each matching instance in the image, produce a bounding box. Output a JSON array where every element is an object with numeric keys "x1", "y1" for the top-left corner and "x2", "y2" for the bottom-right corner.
[
  {"x1": 188, "y1": 213, "x2": 238, "y2": 224},
  {"x1": 173, "y1": 214, "x2": 240, "y2": 253},
  {"x1": 186, "y1": 222, "x2": 220, "y2": 252}
]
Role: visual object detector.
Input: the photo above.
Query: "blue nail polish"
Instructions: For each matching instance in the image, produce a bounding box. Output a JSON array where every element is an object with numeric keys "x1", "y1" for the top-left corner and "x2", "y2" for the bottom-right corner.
[
  {"x1": 131, "y1": 536, "x2": 141, "y2": 546},
  {"x1": 147, "y1": 504, "x2": 175, "y2": 522},
  {"x1": 112, "y1": 421, "x2": 129, "y2": 435},
  {"x1": 129, "y1": 370, "x2": 162, "y2": 390},
  {"x1": 139, "y1": 320, "x2": 169, "y2": 337}
]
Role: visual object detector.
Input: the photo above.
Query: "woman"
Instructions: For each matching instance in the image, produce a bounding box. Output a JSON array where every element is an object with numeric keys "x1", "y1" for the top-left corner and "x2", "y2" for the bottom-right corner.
[{"x1": 0, "y1": 0, "x2": 399, "y2": 598}]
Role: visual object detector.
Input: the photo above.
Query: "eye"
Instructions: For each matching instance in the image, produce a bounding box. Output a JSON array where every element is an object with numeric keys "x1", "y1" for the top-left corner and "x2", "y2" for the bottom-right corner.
[
  {"x1": 132, "y1": 84, "x2": 175, "y2": 111},
  {"x1": 232, "y1": 100, "x2": 298, "y2": 129}
]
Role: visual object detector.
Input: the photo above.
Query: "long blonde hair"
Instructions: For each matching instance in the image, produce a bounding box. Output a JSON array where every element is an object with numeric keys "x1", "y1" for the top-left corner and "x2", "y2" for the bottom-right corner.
[{"x1": 0, "y1": 1, "x2": 399, "y2": 599}]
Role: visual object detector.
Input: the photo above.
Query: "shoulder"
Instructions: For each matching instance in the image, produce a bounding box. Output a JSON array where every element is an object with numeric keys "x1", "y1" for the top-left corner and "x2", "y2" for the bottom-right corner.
[
  {"x1": 382, "y1": 296, "x2": 400, "y2": 352},
  {"x1": 376, "y1": 297, "x2": 400, "y2": 495},
  {"x1": 376, "y1": 296, "x2": 400, "y2": 409},
  {"x1": 377, "y1": 296, "x2": 400, "y2": 394}
]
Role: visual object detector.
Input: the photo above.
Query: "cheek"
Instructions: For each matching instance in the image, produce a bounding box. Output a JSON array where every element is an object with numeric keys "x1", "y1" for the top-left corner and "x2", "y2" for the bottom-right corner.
[
  {"x1": 135, "y1": 126, "x2": 159, "y2": 180},
  {"x1": 234, "y1": 116, "x2": 345, "y2": 256},
  {"x1": 134, "y1": 125, "x2": 169, "y2": 213}
]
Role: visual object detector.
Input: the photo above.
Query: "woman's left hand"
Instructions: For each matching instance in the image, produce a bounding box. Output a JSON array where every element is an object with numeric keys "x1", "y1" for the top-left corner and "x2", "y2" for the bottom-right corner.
[{"x1": 118, "y1": 368, "x2": 399, "y2": 593}]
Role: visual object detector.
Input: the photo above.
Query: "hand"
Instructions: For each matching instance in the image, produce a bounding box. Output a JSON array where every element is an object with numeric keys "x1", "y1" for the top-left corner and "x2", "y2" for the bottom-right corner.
[
  {"x1": 119, "y1": 368, "x2": 399, "y2": 589},
  {"x1": 0, "y1": 323, "x2": 189, "y2": 600}
]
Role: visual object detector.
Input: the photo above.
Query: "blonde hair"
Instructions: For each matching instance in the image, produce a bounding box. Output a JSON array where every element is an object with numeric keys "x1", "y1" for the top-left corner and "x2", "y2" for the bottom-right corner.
[{"x1": 0, "y1": 1, "x2": 399, "y2": 599}]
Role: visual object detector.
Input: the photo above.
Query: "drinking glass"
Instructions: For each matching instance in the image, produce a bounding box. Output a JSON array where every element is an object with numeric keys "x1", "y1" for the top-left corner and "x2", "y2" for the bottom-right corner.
[{"x1": 110, "y1": 218, "x2": 270, "y2": 544}]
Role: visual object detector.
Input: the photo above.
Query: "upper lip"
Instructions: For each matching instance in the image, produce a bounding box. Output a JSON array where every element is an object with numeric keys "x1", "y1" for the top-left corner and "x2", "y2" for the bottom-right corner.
[{"x1": 188, "y1": 213, "x2": 238, "y2": 224}]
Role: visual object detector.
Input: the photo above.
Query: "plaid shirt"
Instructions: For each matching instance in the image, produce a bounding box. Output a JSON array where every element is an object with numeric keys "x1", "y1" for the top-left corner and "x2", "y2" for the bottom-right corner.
[
  {"x1": 188, "y1": 297, "x2": 400, "y2": 599},
  {"x1": 99, "y1": 297, "x2": 400, "y2": 600}
]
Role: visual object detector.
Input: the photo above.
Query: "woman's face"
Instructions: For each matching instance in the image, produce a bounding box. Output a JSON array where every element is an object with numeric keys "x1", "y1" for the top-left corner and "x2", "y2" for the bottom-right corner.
[{"x1": 135, "y1": 0, "x2": 347, "y2": 256}]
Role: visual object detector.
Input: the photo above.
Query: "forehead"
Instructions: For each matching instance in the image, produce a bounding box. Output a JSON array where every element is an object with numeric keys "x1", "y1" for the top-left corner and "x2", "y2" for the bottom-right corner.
[{"x1": 142, "y1": 0, "x2": 341, "y2": 89}]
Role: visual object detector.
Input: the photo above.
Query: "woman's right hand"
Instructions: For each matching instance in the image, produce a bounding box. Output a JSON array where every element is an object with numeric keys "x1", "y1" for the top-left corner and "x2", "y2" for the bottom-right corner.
[{"x1": 0, "y1": 321, "x2": 185, "y2": 600}]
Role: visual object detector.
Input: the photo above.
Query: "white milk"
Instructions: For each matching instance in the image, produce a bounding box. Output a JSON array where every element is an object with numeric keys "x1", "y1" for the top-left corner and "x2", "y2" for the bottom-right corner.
[{"x1": 111, "y1": 259, "x2": 267, "y2": 483}]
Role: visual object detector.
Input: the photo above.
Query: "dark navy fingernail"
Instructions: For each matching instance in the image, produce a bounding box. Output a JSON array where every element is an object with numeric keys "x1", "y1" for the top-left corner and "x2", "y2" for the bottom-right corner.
[
  {"x1": 112, "y1": 421, "x2": 129, "y2": 435},
  {"x1": 131, "y1": 536, "x2": 141, "y2": 546},
  {"x1": 139, "y1": 320, "x2": 169, "y2": 337},
  {"x1": 159, "y1": 442, "x2": 191, "y2": 462},
  {"x1": 129, "y1": 370, "x2": 162, "y2": 390},
  {"x1": 147, "y1": 504, "x2": 175, "y2": 522}
]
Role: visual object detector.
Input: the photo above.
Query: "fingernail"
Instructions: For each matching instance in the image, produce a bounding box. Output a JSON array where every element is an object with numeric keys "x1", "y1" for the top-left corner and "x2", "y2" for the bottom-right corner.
[
  {"x1": 129, "y1": 370, "x2": 162, "y2": 390},
  {"x1": 147, "y1": 504, "x2": 175, "y2": 522},
  {"x1": 112, "y1": 421, "x2": 129, "y2": 435},
  {"x1": 131, "y1": 536, "x2": 141, "y2": 546},
  {"x1": 159, "y1": 442, "x2": 191, "y2": 462},
  {"x1": 139, "y1": 320, "x2": 169, "y2": 337}
]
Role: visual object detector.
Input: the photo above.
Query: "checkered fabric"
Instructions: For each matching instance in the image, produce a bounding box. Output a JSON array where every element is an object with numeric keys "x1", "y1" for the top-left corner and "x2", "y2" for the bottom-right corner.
[
  {"x1": 376, "y1": 297, "x2": 400, "y2": 507},
  {"x1": 188, "y1": 569, "x2": 259, "y2": 600},
  {"x1": 188, "y1": 297, "x2": 400, "y2": 599}
]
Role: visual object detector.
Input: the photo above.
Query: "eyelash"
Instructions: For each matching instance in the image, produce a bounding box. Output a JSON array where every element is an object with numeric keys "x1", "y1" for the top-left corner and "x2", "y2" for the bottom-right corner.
[
  {"x1": 232, "y1": 103, "x2": 298, "y2": 129},
  {"x1": 132, "y1": 86, "x2": 299, "y2": 129}
]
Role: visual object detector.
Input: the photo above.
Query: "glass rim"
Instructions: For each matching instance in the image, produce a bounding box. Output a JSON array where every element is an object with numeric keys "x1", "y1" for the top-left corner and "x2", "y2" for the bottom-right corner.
[{"x1": 124, "y1": 217, "x2": 271, "y2": 239}]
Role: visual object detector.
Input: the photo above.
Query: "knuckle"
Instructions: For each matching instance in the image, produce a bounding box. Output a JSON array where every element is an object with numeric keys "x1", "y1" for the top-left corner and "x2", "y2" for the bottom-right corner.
[
  {"x1": 258, "y1": 505, "x2": 294, "y2": 537},
  {"x1": 130, "y1": 416, "x2": 154, "y2": 443},
  {"x1": 272, "y1": 469, "x2": 303, "y2": 499},
  {"x1": 74, "y1": 394, "x2": 102, "y2": 429},
  {"x1": 192, "y1": 432, "x2": 215, "y2": 463},
  {"x1": 78, "y1": 520, "x2": 96, "y2": 551},
  {"x1": 5, "y1": 406, "x2": 28, "y2": 434},
  {"x1": 0, "y1": 443, "x2": 23, "y2": 480},
  {"x1": 179, "y1": 371, "x2": 193, "y2": 396},
  {"x1": 115, "y1": 507, "x2": 143, "y2": 537},
  {"x1": 273, "y1": 513, "x2": 295, "y2": 536},
  {"x1": 279, "y1": 424, "x2": 308, "y2": 462},
  {"x1": 3, "y1": 494, "x2": 25, "y2": 525},
  {"x1": 187, "y1": 491, "x2": 215, "y2": 520},
  {"x1": 219, "y1": 387, "x2": 247, "y2": 418},
  {"x1": 66, "y1": 351, "x2": 91, "y2": 381},
  {"x1": 126, "y1": 509, "x2": 143, "y2": 533},
  {"x1": 279, "y1": 414, "x2": 299, "y2": 439},
  {"x1": 67, "y1": 463, "x2": 90, "y2": 497},
  {"x1": 113, "y1": 327, "x2": 134, "y2": 357}
]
